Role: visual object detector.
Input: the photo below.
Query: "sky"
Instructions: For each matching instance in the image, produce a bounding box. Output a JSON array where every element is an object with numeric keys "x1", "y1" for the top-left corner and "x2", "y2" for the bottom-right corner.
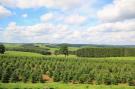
[{"x1": 0, "y1": 0, "x2": 135, "y2": 45}]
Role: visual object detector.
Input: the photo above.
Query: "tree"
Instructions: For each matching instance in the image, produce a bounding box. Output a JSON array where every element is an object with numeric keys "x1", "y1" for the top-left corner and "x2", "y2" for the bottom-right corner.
[
  {"x1": 0, "y1": 44, "x2": 5, "y2": 54},
  {"x1": 31, "y1": 71, "x2": 39, "y2": 83},
  {"x1": 54, "y1": 50, "x2": 59, "y2": 56},
  {"x1": 1, "y1": 68, "x2": 10, "y2": 83},
  {"x1": 53, "y1": 70, "x2": 60, "y2": 82},
  {"x1": 59, "y1": 44, "x2": 68, "y2": 57},
  {"x1": 10, "y1": 70, "x2": 19, "y2": 83}
]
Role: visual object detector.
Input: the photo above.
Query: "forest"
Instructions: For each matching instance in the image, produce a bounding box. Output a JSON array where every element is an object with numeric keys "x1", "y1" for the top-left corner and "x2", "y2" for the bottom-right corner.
[{"x1": 76, "y1": 48, "x2": 135, "y2": 57}]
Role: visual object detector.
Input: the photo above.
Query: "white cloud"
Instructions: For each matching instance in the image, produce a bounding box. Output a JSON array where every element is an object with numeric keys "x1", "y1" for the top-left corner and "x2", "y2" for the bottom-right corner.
[
  {"x1": 3, "y1": 22, "x2": 19, "y2": 42},
  {"x1": 83, "y1": 19, "x2": 135, "y2": 44},
  {"x1": 0, "y1": 0, "x2": 91, "y2": 10},
  {"x1": 40, "y1": 12, "x2": 87, "y2": 25},
  {"x1": 22, "y1": 14, "x2": 28, "y2": 18},
  {"x1": 87, "y1": 19, "x2": 135, "y2": 32},
  {"x1": 0, "y1": 5, "x2": 12, "y2": 19},
  {"x1": 1, "y1": 22, "x2": 72, "y2": 43},
  {"x1": 64, "y1": 14, "x2": 87, "y2": 25},
  {"x1": 40, "y1": 13, "x2": 54, "y2": 22},
  {"x1": 97, "y1": 0, "x2": 135, "y2": 22},
  {"x1": 0, "y1": 0, "x2": 135, "y2": 44},
  {"x1": 1, "y1": 18, "x2": 135, "y2": 44}
]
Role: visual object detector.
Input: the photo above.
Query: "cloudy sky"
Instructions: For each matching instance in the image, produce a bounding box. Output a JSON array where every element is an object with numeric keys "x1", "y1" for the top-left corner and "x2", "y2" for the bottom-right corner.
[{"x1": 0, "y1": 0, "x2": 135, "y2": 45}]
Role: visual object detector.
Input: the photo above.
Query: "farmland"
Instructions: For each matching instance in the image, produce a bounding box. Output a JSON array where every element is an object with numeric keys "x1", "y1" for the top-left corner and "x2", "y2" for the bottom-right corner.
[
  {"x1": 4, "y1": 51, "x2": 45, "y2": 57},
  {"x1": 0, "y1": 54, "x2": 135, "y2": 88},
  {"x1": 1, "y1": 0, "x2": 135, "y2": 88},
  {"x1": 0, "y1": 43, "x2": 135, "y2": 89}
]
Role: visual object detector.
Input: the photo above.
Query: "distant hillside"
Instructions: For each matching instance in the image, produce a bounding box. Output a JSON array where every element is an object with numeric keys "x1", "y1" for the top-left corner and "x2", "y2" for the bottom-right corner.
[
  {"x1": 46, "y1": 43, "x2": 135, "y2": 48},
  {"x1": 1, "y1": 43, "x2": 135, "y2": 49}
]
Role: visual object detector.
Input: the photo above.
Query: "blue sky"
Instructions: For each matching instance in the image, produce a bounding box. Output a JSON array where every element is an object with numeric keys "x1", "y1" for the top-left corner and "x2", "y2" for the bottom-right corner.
[{"x1": 0, "y1": 0, "x2": 135, "y2": 45}]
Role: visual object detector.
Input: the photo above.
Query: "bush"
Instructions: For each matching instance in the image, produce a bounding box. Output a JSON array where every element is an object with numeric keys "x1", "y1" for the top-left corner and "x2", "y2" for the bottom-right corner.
[{"x1": 0, "y1": 44, "x2": 5, "y2": 54}]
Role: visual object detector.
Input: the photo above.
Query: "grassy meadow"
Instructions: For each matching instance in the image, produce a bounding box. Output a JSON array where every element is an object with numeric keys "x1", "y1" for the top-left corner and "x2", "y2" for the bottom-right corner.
[
  {"x1": 4, "y1": 51, "x2": 45, "y2": 57},
  {"x1": 0, "y1": 83, "x2": 135, "y2": 89}
]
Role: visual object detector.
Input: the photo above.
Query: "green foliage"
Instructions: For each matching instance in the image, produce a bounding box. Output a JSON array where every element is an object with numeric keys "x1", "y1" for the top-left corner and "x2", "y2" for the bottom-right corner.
[
  {"x1": 6, "y1": 45, "x2": 51, "y2": 55},
  {"x1": 0, "y1": 44, "x2": 5, "y2": 54},
  {"x1": 59, "y1": 44, "x2": 68, "y2": 56},
  {"x1": 1, "y1": 67, "x2": 11, "y2": 83},
  {"x1": 76, "y1": 48, "x2": 135, "y2": 57},
  {"x1": 0, "y1": 55, "x2": 135, "y2": 86},
  {"x1": 54, "y1": 50, "x2": 59, "y2": 56},
  {"x1": 10, "y1": 70, "x2": 19, "y2": 83},
  {"x1": 31, "y1": 70, "x2": 41, "y2": 83}
]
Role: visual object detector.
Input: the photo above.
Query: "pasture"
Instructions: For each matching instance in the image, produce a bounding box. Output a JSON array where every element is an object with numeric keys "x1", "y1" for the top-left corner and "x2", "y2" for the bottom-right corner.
[
  {"x1": 0, "y1": 83, "x2": 135, "y2": 89},
  {"x1": 4, "y1": 51, "x2": 45, "y2": 57}
]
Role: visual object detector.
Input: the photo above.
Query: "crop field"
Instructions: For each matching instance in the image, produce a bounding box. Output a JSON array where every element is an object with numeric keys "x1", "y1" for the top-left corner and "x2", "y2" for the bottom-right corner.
[
  {"x1": 0, "y1": 53, "x2": 135, "y2": 89},
  {"x1": 0, "y1": 43, "x2": 135, "y2": 89}
]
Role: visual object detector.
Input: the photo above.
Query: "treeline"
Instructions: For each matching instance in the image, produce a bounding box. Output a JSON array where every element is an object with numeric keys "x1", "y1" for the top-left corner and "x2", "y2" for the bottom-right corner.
[
  {"x1": 6, "y1": 46, "x2": 51, "y2": 55},
  {"x1": 76, "y1": 48, "x2": 135, "y2": 57},
  {"x1": 0, "y1": 55, "x2": 135, "y2": 85},
  {"x1": 0, "y1": 44, "x2": 5, "y2": 54}
]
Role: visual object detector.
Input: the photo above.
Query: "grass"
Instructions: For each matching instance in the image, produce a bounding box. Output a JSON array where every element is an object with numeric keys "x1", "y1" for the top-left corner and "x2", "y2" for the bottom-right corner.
[
  {"x1": 0, "y1": 83, "x2": 135, "y2": 89},
  {"x1": 0, "y1": 83, "x2": 44, "y2": 89},
  {"x1": 50, "y1": 54, "x2": 77, "y2": 58},
  {"x1": 69, "y1": 47, "x2": 79, "y2": 51},
  {"x1": 2, "y1": 51, "x2": 135, "y2": 60},
  {"x1": 86, "y1": 57, "x2": 135, "y2": 61},
  {"x1": 3, "y1": 51, "x2": 76, "y2": 58},
  {"x1": 4, "y1": 43, "x2": 21, "y2": 48},
  {"x1": 102, "y1": 57, "x2": 135, "y2": 60},
  {"x1": 4, "y1": 51, "x2": 45, "y2": 57}
]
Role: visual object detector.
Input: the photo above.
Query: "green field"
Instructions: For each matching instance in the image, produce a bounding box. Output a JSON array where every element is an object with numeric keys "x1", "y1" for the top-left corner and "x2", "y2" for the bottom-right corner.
[
  {"x1": 0, "y1": 83, "x2": 135, "y2": 89},
  {"x1": 0, "y1": 54, "x2": 135, "y2": 89},
  {"x1": 2, "y1": 50, "x2": 135, "y2": 61},
  {"x1": 1, "y1": 45, "x2": 135, "y2": 89},
  {"x1": 4, "y1": 51, "x2": 45, "y2": 57},
  {"x1": 4, "y1": 43, "x2": 79, "y2": 54},
  {"x1": 3, "y1": 51, "x2": 135, "y2": 60}
]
